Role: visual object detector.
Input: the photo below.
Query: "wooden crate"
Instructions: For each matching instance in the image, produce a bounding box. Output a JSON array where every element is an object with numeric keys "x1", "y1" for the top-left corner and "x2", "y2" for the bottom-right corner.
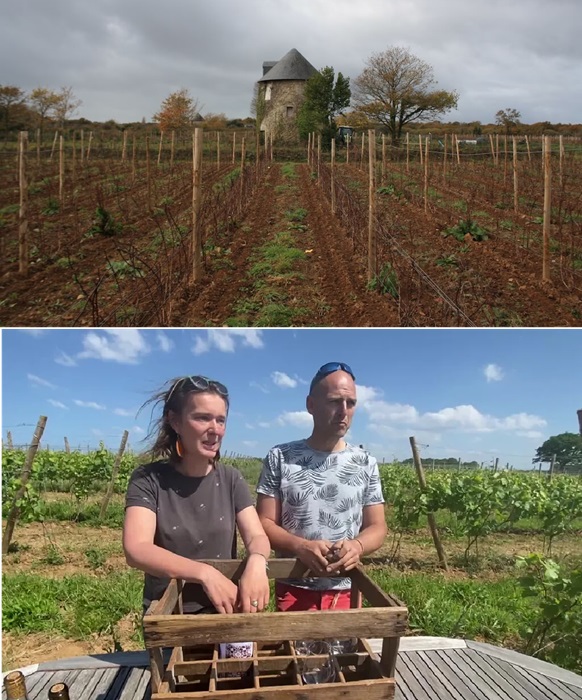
[{"x1": 143, "y1": 558, "x2": 408, "y2": 699}]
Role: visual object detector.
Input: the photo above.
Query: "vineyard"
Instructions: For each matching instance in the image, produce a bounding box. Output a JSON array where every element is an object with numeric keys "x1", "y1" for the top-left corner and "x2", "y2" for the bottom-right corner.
[
  {"x1": 1, "y1": 131, "x2": 581, "y2": 326},
  {"x1": 3, "y1": 447, "x2": 582, "y2": 673}
]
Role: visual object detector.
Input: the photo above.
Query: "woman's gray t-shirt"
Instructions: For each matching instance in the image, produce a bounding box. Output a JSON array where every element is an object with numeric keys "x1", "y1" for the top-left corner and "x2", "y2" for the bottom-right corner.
[{"x1": 125, "y1": 460, "x2": 254, "y2": 613}]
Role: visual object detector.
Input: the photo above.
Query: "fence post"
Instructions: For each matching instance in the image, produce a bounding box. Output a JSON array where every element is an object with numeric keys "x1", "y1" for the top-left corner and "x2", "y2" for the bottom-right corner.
[
  {"x1": 548, "y1": 453, "x2": 556, "y2": 481},
  {"x1": 99, "y1": 430, "x2": 129, "y2": 520},
  {"x1": 192, "y1": 127, "x2": 204, "y2": 282},
  {"x1": 2, "y1": 416, "x2": 47, "y2": 555},
  {"x1": 64, "y1": 436, "x2": 70, "y2": 453},
  {"x1": 542, "y1": 135, "x2": 552, "y2": 282},
  {"x1": 368, "y1": 129, "x2": 377, "y2": 283},
  {"x1": 7, "y1": 431, "x2": 13, "y2": 449},
  {"x1": 409, "y1": 436, "x2": 448, "y2": 570},
  {"x1": 18, "y1": 130, "x2": 29, "y2": 277},
  {"x1": 331, "y1": 138, "x2": 336, "y2": 215}
]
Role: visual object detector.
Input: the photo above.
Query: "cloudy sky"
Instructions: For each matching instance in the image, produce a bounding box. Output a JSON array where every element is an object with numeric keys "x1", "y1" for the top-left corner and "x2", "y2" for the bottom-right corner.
[
  {"x1": 3, "y1": 0, "x2": 581, "y2": 125},
  {"x1": 3, "y1": 328, "x2": 581, "y2": 469}
]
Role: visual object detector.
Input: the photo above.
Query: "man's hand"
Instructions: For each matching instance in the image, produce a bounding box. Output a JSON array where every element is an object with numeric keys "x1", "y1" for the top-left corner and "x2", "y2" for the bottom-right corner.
[
  {"x1": 198, "y1": 565, "x2": 239, "y2": 614},
  {"x1": 324, "y1": 539, "x2": 363, "y2": 574},
  {"x1": 296, "y1": 539, "x2": 334, "y2": 575}
]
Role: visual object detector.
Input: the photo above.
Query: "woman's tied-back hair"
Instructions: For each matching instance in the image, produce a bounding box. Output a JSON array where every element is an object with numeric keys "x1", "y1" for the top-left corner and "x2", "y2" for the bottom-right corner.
[{"x1": 140, "y1": 376, "x2": 230, "y2": 467}]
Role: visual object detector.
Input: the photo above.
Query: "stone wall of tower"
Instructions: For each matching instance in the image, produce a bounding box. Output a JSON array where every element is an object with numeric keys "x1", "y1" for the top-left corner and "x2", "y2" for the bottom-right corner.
[{"x1": 259, "y1": 80, "x2": 306, "y2": 142}]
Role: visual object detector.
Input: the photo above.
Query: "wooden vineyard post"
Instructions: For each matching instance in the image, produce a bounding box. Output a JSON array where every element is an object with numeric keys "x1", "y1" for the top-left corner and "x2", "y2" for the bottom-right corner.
[
  {"x1": 18, "y1": 130, "x2": 29, "y2": 277},
  {"x1": 132, "y1": 134, "x2": 137, "y2": 182},
  {"x1": 317, "y1": 133, "x2": 321, "y2": 183},
  {"x1": 513, "y1": 136, "x2": 519, "y2": 213},
  {"x1": 418, "y1": 134, "x2": 423, "y2": 166},
  {"x1": 71, "y1": 131, "x2": 76, "y2": 191},
  {"x1": 239, "y1": 136, "x2": 246, "y2": 213},
  {"x1": 443, "y1": 133, "x2": 448, "y2": 180},
  {"x1": 495, "y1": 133, "x2": 499, "y2": 167},
  {"x1": 216, "y1": 131, "x2": 220, "y2": 170},
  {"x1": 525, "y1": 134, "x2": 531, "y2": 161},
  {"x1": 170, "y1": 130, "x2": 175, "y2": 168},
  {"x1": 307, "y1": 132, "x2": 311, "y2": 167},
  {"x1": 86, "y1": 131, "x2": 93, "y2": 161},
  {"x1": 232, "y1": 132, "x2": 236, "y2": 164},
  {"x1": 368, "y1": 129, "x2": 377, "y2": 283},
  {"x1": 50, "y1": 130, "x2": 58, "y2": 160},
  {"x1": 548, "y1": 453, "x2": 556, "y2": 481},
  {"x1": 409, "y1": 437, "x2": 448, "y2": 570},
  {"x1": 59, "y1": 134, "x2": 64, "y2": 204},
  {"x1": 503, "y1": 134, "x2": 508, "y2": 185},
  {"x1": 99, "y1": 430, "x2": 129, "y2": 520},
  {"x1": 122, "y1": 130, "x2": 128, "y2": 162},
  {"x1": 489, "y1": 134, "x2": 495, "y2": 164},
  {"x1": 7, "y1": 431, "x2": 14, "y2": 449},
  {"x1": 145, "y1": 135, "x2": 151, "y2": 208},
  {"x1": 3, "y1": 416, "x2": 47, "y2": 555},
  {"x1": 406, "y1": 132, "x2": 410, "y2": 173},
  {"x1": 559, "y1": 135, "x2": 564, "y2": 187},
  {"x1": 157, "y1": 131, "x2": 164, "y2": 166},
  {"x1": 493, "y1": 457, "x2": 499, "y2": 472},
  {"x1": 346, "y1": 133, "x2": 350, "y2": 164},
  {"x1": 270, "y1": 131, "x2": 274, "y2": 161},
  {"x1": 381, "y1": 134, "x2": 386, "y2": 184},
  {"x1": 36, "y1": 128, "x2": 41, "y2": 165},
  {"x1": 423, "y1": 135, "x2": 429, "y2": 214},
  {"x1": 542, "y1": 135, "x2": 552, "y2": 282},
  {"x1": 192, "y1": 128, "x2": 203, "y2": 282},
  {"x1": 80, "y1": 129, "x2": 84, "y2": 166},
  {"x1": 455, "y1": 135, "x2": 461, "y2": 166},
  {"x1": 360, "y1": 131, "x2": 365, "y2": 171},
  {"x1": 64, "y1": 436, "x2": 70, "y2": 453},
  {"x1": 331, "y1": 137, "x2": 336, "y2": 215}
]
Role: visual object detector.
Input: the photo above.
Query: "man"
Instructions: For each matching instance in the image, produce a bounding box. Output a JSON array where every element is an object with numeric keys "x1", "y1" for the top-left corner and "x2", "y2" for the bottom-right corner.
[{"x1": 256, "y1": 361, "x2": 387, "y2": 611}]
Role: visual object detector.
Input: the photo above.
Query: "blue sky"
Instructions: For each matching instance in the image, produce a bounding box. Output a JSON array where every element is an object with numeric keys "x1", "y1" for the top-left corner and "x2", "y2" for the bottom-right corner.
[{"x1": 2, "y1": 328, "x2": 581, "y2": 470}]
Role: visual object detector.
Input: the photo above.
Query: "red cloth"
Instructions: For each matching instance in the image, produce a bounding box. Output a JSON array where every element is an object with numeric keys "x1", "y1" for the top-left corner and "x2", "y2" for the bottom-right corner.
[{"x1": 275, "y1": 582, "x2": 353, "y2": 611}]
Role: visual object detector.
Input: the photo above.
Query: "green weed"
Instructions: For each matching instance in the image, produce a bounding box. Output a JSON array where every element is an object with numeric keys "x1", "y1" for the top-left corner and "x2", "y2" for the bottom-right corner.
[
  {"x1": 367, "y1": 263, "x2": 399, "y2": 298},
  {"x1": 443, "y1": 219, "x2": 489, "y2": 242}
]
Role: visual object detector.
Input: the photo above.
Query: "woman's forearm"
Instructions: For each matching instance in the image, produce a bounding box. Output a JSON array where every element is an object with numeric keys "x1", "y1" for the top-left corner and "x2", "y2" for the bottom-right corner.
[{"x1": 124, "y1": 542, "x2": 212, "y2": 584}]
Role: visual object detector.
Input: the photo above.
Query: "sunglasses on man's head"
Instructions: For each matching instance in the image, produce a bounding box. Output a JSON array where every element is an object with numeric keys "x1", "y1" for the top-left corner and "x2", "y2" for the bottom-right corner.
[
  {"x1": 166, "y1": 375, "x2": 229, "y2": 405},
  {"x1": 310, "y1": 362, "x2": 355, "y2": 392}
]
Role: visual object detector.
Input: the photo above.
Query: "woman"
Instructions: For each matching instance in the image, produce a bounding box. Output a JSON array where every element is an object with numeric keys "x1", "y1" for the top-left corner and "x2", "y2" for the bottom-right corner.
[{"x1": 123, "y1": 375, "x2": 270, "y2": 615}]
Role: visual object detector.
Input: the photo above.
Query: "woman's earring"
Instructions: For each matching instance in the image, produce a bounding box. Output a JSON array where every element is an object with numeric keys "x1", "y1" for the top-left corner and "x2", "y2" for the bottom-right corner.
[{"x1": 176, "y1": 436, "x2": 184, "y2": 457}]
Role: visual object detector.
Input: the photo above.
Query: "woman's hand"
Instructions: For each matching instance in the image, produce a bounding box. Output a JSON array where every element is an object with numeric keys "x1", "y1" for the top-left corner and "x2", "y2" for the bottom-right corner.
[
  {"x1": 198, "y1": 565, "x2": 239, "y2": 614},
  {"x1": 238, "y1": 554, "x2": 270, "y2": 613}
]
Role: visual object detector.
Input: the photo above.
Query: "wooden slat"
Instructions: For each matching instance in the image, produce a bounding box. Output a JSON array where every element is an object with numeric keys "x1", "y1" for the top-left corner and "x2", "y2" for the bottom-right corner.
[
  {"x1": 442, "y1": 649, "x2": 517, "y2": 700},
  {"x1": 67, "y1": 668, "x2": 107, "y2": 699},
  {"x1": 400, "y1": 652, "x2": 457, "y2": 700},
  {"x1": 29, "y1": 670, "x2": 82, "y2": 700},
  {"x1": 103, "y1": 667, "x2": 133, "y2": 700},
  {"x1": 477, "y1": 653, "x2": 561, "y2": 700},
  {"x1": 516, "y1": 667, "x2": 582, "y2": 700},
  {"x1": 432, "y1": 650, "x2": 493, "y2": 700},
  {"x1": 144, "y1": 608, "x2": 407, "y2": 648},
  {"x1": 118, "y1": 667, "x2": 150, "y2": 700},
  {"x1": 152, "y1": 677, "x2": 395, "y2": 699},
  {"x1": 350, "y1": 568, "x2": 401, "y2": 607},
  {"x1": 416, "y1": 650, "x2": 473, "y2": 700},
  {"x1": 89, "y1": 668, "x2": 124, "y2": 700},
  {"x1": 392, "y1": 660, "x2": 428, "y2": 700},
  {"x1": 454, "y1": 649, "x2": 530, "y2": 699},
  {"x1": 149, "y1": 579, "x2": 180, "y2": 616}
]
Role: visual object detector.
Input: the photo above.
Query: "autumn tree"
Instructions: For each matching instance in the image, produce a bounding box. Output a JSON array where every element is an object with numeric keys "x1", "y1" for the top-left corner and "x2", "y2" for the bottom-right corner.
[
  {"x1": 54, "y1": 86, "x2": 82, "y2": 127},
  {"x1": 495, "y1": 107, "x2": 521, "y2": 135},
  {"x1": 203, "y1": 113, "x2": 227, "y2": 129},
  {"x1": 0, "y1": 85, "x2": 27, "y2": 130},
  {"x1": 29, "y1": 87, "x2": 61, "y2": 136},
  {"x1": 153, "y1": 88, "x2": 201, "y2": 132},
  {"x1": 352, "y1": 46, "x2": 458, "y2": 145},
  {"x1": 296, "y1": 66, "x2": 351, "y2": 147}
]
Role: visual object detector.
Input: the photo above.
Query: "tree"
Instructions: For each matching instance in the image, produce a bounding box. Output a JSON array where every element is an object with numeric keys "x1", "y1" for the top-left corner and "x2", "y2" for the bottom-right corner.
[
  {"x1": 203, "y1": 112, "x2": 227, "y2": 130},
  {"x1": 153, "y1": 88, "x2": 201, "y2": 132},
  {"x1": 53, "y1": 86, "x2": 82, "y2": 127},
  {"x1": 352, "y1": 46, "x2": 458, "y2": 145},
  {"x1": 296, "y1": 66, "x2": 351, "y2": 147},
  {"x1": 0, "y1": 85, "x2": 27, "y2": 130},
  {"x1": 28, "y1": 87, "x2": 61, "y2": 135},
  {"x1": 533, "y1": 433, "x2": 582, "y2": 474},
  {"x1": 495, "y1": 107, "x2": 521, "y2": 135}
]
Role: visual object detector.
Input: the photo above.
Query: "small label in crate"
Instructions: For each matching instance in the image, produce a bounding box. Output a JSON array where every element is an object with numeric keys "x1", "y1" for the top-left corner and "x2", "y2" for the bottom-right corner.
[{"x1": 219, "y1": 641, "x2": 253, "y2": 677}]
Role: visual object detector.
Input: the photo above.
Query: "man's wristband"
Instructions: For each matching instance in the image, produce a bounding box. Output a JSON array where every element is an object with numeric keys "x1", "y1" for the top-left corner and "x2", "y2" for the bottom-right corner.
[{"x1": 354, "y1": 538, "x2": 365, "y2": 554}]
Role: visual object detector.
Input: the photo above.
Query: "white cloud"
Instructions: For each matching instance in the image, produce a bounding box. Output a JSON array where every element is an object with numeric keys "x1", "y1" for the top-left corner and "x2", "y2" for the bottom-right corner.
[
  {"x1": 276, "y1": 411, "x2": 313, "y2": 428},
  {"x1": 78, "y1": 329, "x2": 150, "y2": 364},
  {"x1": 48, "y1": 399, "x2": 68, "y2": 409},
  {"x1": 132, "y1": 426, "x2": 145, "y2": 434},
  {"x1": 272, "y1": 371, "x2": 297, "y2": 389},
  {"x1": 156, "y1": 331, "x2": 174, "y2": 352},
  {"x1": 91, "y1": 429, "x2": 103, "y2": 437},
  {"x1": 19, "y1": 329, "x2": 47, "y2": 336},
  {"x1": 243, "y1": 440, "x2": 258, "y2": 448},
  {"x1": 74, "y1": 399, "x2": 106, "y2": 410},
  {"x1": 114, "y1": 408, "x2": 135, "y2": 417},
  {"x1": 258, "y1": 422, "x2": 271, "y2": 429},
  {"x1": 355, "y1": 384, "x2": 381, "y2": 404},
  {"x1": 28, "y1": 373, "x2": 56, "y2": 389},
  {"x1": 55, "y1": 351, "x2": 77, "y2": 367},
  {"x1": 516, "y1": 430, "x2": 544, "y2": 439},
  {"x1": 250, "y1": 381, "x2": 270, "y2": 394},
  {"x1": 484, "y1": 363, "x2": 504, "y2": 382},
  {"x1": 193, "y1": 329, "x2": 264, "y2": 355}
]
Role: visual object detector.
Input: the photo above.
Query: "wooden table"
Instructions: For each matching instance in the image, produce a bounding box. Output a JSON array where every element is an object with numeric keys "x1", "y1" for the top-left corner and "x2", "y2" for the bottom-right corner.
[{"x1": 3, "y1": 637, "x2": 582, "y2": 700}]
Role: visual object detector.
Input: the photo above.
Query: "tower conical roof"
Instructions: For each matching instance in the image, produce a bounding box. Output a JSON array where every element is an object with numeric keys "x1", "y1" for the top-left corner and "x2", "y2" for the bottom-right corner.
[{"x1": 258, "y1": 48, "x2": 317, "y2": 82}]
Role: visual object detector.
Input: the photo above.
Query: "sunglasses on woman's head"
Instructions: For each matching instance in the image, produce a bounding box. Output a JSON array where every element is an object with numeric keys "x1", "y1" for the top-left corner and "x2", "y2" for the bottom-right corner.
[
  {"x1": 166, "y1": 375, "x2": 229, "y2": 405},
  {"x1": 309, "y1": 362, "x2": 355, "y2": 392}
]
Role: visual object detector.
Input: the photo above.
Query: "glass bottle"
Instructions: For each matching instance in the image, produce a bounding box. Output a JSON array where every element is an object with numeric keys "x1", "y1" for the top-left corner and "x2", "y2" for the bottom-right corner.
[
  {"x1": 48, "y1": 682, "x2": 70, "y2": 700},
  {"x1": 4, "y1": 671, "x2": 29, "y2": 700}
]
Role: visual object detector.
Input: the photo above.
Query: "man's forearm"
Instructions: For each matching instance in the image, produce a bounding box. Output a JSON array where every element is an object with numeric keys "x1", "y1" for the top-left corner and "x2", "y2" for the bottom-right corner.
[
  {"x1": 260, "y1": 518, "x2": 308, "y2": 556},
  {"x1": 355, "y1": 522, "x2": 388, "y2": 555}
]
